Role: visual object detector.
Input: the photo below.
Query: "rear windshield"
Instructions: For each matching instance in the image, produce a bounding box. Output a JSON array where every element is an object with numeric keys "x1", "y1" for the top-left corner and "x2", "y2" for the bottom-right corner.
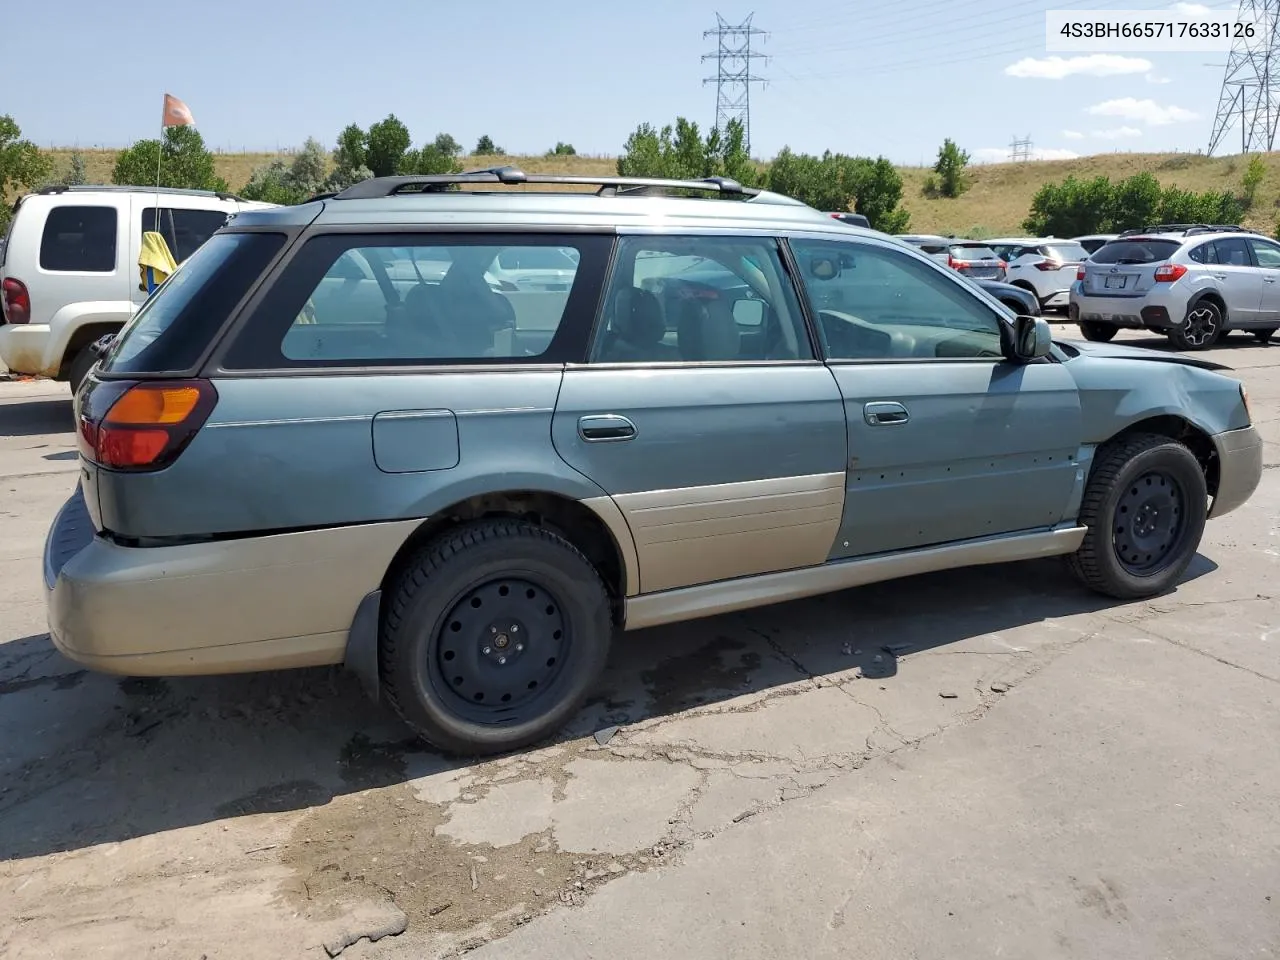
[
  {"x1": 100, "y1": 231, "x2": 285, "y2": 375},
  {"x1": 1042, "y1": 242, "x2": 1089, "y2": 263},
  {"x1": 949, "y1": 244, "x2": 1000, "y2": 260},
  {"x1": 1090, "y1": 239, "x2": 1180, "y2": 265}
]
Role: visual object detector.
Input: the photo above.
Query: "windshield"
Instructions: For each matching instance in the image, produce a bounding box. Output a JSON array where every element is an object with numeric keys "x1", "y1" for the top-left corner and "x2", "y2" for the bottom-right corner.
[
  {"x1": 101, "y1": 231, "x2": 285, "y2": 374},
  {"x1": 1043, "y1": 242, "x2": 1089, "y2": 263},
  {"x1": 1090, "y1": 239, "x2": 1180, "y2": 265},
  {"x1": 949, "y1": 244, "x2": 1000, "y2": 261}
]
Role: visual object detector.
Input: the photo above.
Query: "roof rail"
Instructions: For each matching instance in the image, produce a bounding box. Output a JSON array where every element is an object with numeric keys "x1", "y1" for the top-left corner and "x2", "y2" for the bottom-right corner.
[
  {"x1": 332, "y1": 165, "x2": 767, "y2": 201},
  {"x1": 35, "y1": 183, "x2": 246, "y2": 203}
]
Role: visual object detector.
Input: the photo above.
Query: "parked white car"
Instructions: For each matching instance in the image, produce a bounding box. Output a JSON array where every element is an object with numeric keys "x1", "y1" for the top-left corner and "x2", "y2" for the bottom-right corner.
[
  {"x1": 989, "y1": 237, "x2": 1090, "y2": 312},
  {"x1": 0, "y1": 185, "x2": 275, "y2": 391},
  {"x1": 1074, "y1": 234, "x2": 1119, "y2": 256}
]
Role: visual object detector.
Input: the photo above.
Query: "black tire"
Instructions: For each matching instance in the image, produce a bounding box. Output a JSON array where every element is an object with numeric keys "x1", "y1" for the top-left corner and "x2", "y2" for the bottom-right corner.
[
  {"x1": 1253, "y1": 327, "x2": 1277, "y2": 344},
  {"x1": 380, "y1": 519, "x2": 612, "y2": 756},
  {"x1": 67, "y1": 347, "x2": 97, "y2": 397},
  {"x1": 1168, "y1": 300, "x2": 1223, "y2": 351},
  {"x1": 1079, "y1": 320, "x2": 1118, "y2": 342},
  {"x1": 1067, "y1": 433, "x2": 1208, "y2": 600}
]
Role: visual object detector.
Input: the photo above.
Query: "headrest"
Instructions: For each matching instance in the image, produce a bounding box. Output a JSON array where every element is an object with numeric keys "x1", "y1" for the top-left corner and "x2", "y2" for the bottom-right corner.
[
  {"x1": 613, "y1": 287, "x2": 666, "y2": 345},
  {"x1": 678, "y1": 297, "x2": 740, "y2": 361}
]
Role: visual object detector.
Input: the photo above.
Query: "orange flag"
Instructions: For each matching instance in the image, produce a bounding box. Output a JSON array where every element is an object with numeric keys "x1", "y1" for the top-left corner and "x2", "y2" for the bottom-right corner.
[{"x1": 162, "y1": 93, "x2": 195, "y2": 128}]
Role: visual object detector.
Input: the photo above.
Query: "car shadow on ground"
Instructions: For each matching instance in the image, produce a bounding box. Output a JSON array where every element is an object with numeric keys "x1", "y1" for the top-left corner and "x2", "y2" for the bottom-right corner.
[
  {"x1": 0, "y1": 397, "x2": 74, "y2": 438},
  {"x1": 0, "y1": 551, "x2": 1218, "y2": 863}
]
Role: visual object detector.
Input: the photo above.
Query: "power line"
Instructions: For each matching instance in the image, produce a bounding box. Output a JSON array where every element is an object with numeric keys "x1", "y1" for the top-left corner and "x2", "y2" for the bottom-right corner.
[
  {"x1": 702, "y1": 13, "x2": 769, "y2": 153},
  {"x1": 1010, "y1": 134, "x2": 1034, "y2": 162},
  {"x1": 1208, "y1": 0, "x2": 1280, "y2": 154}
]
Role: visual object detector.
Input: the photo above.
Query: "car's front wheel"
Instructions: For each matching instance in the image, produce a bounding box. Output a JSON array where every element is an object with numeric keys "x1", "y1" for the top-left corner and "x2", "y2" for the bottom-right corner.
[
  {"x1": 380, "y1": 519, "x2": 613, "y2": 756},
  {"x1": 67, "y1": 346, "x2": 98, "y2": 397},
  {"x1": 1067, "y1": 433, "x2": 1208, "y2": 600},
  {"x1": 1168, "y1": 301, "x2": 1223, "y2": 351},
  {"x1": 1079, "y1": 320, "x2": 1118, "y2": 342},
  {"x1": 1253, "y1": 327, "x2": 1277, "y2": 344}
]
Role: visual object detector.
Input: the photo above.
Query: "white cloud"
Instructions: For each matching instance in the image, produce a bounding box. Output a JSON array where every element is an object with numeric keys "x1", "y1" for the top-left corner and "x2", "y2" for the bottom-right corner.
[
  {"x1": 1093, "y1": 126, "x2": 1144, "y2": 139},
  {"x1": 1005, "y1": 54, "x2": 1152, "y2": 79},
  {"x1": 972, "y1": 147, "x2": 1081, "y2": 164},
  {"x1": 1170, "y1": 2, "x2": 1218, "y2": 13},
  {"x1": 1063, "y1": 130, "x2": 1086, "y2": 140},
  {"x1": 1086, "y1": 97, "x2": 1197, "y2": 125},
  {"x1": 1146, "y1": 73, "x2": 1173, "y2": 84}
]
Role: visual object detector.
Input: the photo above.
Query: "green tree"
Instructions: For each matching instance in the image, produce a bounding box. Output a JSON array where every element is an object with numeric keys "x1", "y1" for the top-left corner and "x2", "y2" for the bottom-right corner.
[
  {"x1": 473, "y1": 135, "x2": 502, "y2": 155},
  {"x1": 853, "y1": 157, "x2": 911, "y2": 232},
  {"x1": 366, "y1": 114, "x2": 411, "y2": 177},
  {"x1": 64, "y1": 151, "x2": 88, "y2": 186},
  {"x1": 241, "y1": 137, "x2": 330, "y2": 205},
  {"x1": 402, "y1": 143, "x2": 463, "y2": 176},
  {"x1": 617, "y1": 122, "x2": 671, "y2": 177},
  {"x1": 547, "y1": 141, "x2": 577, "y2": 156},
  {"x1": 112, "y1": 126, "x2": 227, "y2": 192},
  {"x1": 0, "y1": 115, "x2": 54, "y2": 228},
  {"x1": 325, "y1": 124, "x2": 372, "y2": 192},
  {"x1": 764, "y1": 148, "x2": 908, "y2": 231},
  {"x1": 1242, "y1": 153, "x2": 1266, "y2": 208},
  {"x1": 1022, "y1": 175, "x2": 1113, "y2": 236},
  {"x1": 932, "y1": 138, "x2": 970, "y2": 199},
  {"x1": 432, "y1": 133, "x2": 462, "y2": 157},
  {"x1": 1110, "y1": 172, "x2": 1161, "y2": 230}
]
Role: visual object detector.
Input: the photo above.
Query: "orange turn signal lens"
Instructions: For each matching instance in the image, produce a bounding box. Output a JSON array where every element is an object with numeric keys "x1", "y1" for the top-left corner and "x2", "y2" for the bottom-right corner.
[{"x1": 104, "y1": 384, "x2": 203, "y2": 425}]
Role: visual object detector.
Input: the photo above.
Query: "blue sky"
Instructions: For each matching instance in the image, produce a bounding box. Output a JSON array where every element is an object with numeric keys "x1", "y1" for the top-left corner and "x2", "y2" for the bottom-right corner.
[{"x1": 2, "y1": 0, "x2": 1238, "y2": 165}]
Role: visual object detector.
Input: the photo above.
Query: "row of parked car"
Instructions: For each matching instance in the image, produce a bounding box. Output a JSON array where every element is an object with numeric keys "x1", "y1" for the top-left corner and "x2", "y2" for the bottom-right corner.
[{"x1": 883, "y1": 225, "x2": 1280, "y2": 353}]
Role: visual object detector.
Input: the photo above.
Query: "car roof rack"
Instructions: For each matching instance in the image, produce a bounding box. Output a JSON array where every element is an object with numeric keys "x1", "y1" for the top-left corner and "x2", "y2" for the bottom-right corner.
[
  {"x1": 35, "y1": 183, "x2": 246, "y2": 203},
  {"x1": 1117, "y1": 223, "x2": 1257, "y2": 238},
  {"x1": 332, "y1": 165, "x2": 780, "y2": 202}
]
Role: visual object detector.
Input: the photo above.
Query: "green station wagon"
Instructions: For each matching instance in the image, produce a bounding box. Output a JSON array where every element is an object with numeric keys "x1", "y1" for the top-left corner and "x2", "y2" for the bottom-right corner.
[{"x1": 44, "y1": 168, "x2": 1263, "y2": 755}]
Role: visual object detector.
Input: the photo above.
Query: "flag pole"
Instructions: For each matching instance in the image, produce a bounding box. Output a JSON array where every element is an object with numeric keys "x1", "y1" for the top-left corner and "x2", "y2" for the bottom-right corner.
[{"x1": 154, "y1": 99, "x2": 163, "y2": 233}]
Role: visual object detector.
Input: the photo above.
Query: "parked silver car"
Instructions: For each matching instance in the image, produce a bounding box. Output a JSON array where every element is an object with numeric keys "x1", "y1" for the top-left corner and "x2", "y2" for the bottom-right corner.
[
  {"x1": 44, "y1": 167, "x2": 1263, "y2": 756},
  {"x1": 1069, "y1": 226, "x2": 1280, "y2": 349}
]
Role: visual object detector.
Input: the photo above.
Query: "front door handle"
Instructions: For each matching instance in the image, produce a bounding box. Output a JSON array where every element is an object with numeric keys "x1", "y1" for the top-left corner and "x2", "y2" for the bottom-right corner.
[
  {"x1": 579, "y1": 414, "x2": 637, "y2": 442},
  {"x1": 1213, "y1": 274, "x2": 1228, "y2": 280},
  {"x1": 864, "y1": 401, "x2": 910, "y2": 426},
  {"x1": 1266, "y1": 276, "x2": 1278, "y2": 284}
]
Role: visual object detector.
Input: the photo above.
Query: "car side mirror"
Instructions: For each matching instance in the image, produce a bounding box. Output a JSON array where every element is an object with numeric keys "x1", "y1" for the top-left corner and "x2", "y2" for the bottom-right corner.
[
  {"x1": 1012, "y1": 315, "x2": 1052, "y2": 361},
  {"x1": 732, "y1": 298, "x2": 765, "y2": 326}
]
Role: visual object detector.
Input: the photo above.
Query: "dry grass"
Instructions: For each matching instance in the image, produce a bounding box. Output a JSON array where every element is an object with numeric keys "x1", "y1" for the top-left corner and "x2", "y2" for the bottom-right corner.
[{"x1": 32, "y1": 147, "x2": 1280, "y2": 237}]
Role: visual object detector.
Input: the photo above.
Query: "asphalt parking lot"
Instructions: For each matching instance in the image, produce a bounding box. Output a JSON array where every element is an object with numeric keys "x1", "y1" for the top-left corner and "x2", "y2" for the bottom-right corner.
[{"x1": 1, "y1": 328, "x2": 1277, "y2": 959}]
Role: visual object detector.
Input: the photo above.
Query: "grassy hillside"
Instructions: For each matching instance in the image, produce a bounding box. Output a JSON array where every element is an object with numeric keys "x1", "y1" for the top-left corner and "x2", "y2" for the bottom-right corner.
[{"x1": 35, "y1": 147, "x2": 1280, "y2": 238}]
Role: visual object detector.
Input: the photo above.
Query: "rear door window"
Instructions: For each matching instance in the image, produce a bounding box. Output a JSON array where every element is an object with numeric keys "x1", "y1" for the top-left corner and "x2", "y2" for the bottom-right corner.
[
  {"x1": 100, "y1": 231, "x2": 285, "y2": 374},
  {"x1": 1213, "y1": 237, "x2": 1253, "y2": 267},
  {"x1": 223, "y1": 234, "x2": 613, "y2": 369},
  {"x1": 140, "y1": 207, "x2": 231, "y2": 261},
  {"x1": 1248, "y1": 237, "x2": 1280, "y2": 269},
  {"x1": 39, "y1": 205, "x2": 118, "y2": 272}
]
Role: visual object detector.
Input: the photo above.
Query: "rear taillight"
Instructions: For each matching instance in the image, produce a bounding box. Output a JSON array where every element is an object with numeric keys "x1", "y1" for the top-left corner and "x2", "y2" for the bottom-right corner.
[
  {"x1": 949, "y1": 256, "x2": 971, "y2": 270},
  {"x1": 78, "y1": 380, "x2": 217, "y2": 471},
  {"x1": 1, "y1": 277, "x2": 30, "y2": 324},
  {"x1": 1034, "y1": 260, "x2": 1064, "y2": 272},
  {"x1": 1077, "y1": 264, "x2": 1087, "y2": 281},
  {"x1": 1154, "y1": 263, "x2": 1188, "y2": 283}
]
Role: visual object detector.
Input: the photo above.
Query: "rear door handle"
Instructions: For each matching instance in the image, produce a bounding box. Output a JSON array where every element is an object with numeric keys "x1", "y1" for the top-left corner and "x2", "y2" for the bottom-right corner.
[
  {"x1": 1266, "y1": 276, "x2": 1278, "y2": 283},
  {"x1": 863, "y1": 401, "x2": 910, "y2": 426},
  {"x1": 578, "y1": 414, "x2": 637, "y2": 442}
]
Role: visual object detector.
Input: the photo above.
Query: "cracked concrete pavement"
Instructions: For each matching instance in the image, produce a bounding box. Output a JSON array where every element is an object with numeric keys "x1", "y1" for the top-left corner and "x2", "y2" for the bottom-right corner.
[{"x1": 1, "y1": 330, "x2": 1278, "y2": 958}]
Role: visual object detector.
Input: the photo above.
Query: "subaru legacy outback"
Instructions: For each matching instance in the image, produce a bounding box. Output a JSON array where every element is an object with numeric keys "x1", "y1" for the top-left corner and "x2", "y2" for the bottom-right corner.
[{"x1": 45, "y1": 168, "x2": 1263, "y2": 756}]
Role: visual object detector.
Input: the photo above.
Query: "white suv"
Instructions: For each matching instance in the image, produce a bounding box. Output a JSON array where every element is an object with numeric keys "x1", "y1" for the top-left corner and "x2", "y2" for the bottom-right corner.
[
  {"x1": 989, "y1": 237, "x2": 1090, "y2": 312},
  {"x1": 0, "y1": 185, "x2": 274, "y2": 391}
]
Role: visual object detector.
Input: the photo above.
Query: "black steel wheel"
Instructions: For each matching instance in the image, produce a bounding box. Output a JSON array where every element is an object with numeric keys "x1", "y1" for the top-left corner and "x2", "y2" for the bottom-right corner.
[
  {"x1": 1080, "y1": 321, "x2": 1118, "y2": 343},
  {"x1": 1168, "y1": 301, "x2": 1223, "y2": 351},
  {"x1": 1067, "y1": 433, "x2": 1208, "y2": 599},
  {"x1": 380, "y1": 519, "x2": 612, "y2": 756}
]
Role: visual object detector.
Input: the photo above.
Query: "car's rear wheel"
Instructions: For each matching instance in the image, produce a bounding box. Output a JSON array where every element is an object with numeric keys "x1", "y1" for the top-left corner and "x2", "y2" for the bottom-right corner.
[
  {"x1": 1079, "y1": 320, "x2": 1118, "y2": 342},
  {"x1": 1067, "y1": 433, "x2": 1207, "y2": 600},
  {"x1": 1168, "y1": 301, "x2": 1223, "y2": 351},
  {"x1": 380, "y1": 519, "x2": 612, "y2": 756},
  {"x1": 1253, "y1": 327, "x2": 1277, "y2": 344},
  {"x1": 67, "y1": 346, "x2": 98, "y2": 397}
]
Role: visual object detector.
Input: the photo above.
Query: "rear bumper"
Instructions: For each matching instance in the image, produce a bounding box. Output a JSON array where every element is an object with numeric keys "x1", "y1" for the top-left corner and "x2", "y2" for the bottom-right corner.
[
  {"x1": 0, "y1": 323, "x2": 57, "y2": 378},
  {"x1": 1209, "y1": 425, "x2": 1264, "y2": 520},
  {"x1": 1070, "y1": 286, "x2": 1180, "y2": 330},
  {"x1": 44, "y1": 499, "x2": 421, "y2": 676}
]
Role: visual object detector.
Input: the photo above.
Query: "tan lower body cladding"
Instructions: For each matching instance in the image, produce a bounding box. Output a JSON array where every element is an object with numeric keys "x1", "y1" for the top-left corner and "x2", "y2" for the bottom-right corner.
[{"x1": 613, "y1": 472, "x2": 847, "y2": 593}]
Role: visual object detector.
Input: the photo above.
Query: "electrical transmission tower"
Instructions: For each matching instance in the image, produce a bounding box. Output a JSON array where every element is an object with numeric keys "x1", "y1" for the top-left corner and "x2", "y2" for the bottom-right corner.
[
  {"x1": 1207, "y1": 1, "x2": 1280, "y2": 155},
  {"x1": 702, "y1": 13, "x2": 769, "y2": 153},
  {"x1": 1009, "y1": 135, "x2": 1033, "y2": 163}
]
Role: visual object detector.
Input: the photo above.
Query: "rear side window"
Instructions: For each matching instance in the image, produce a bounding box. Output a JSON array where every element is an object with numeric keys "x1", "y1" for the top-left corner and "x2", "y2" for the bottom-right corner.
[
  {"x1": 222, "y1": 233, "x2": 613, "y2": 369},
  {"x1": 140, "y1": 207, "x2": 231, "y2": 262},
  {"x1": 39, "y1": 206, "x2": 117, "y2": 272},
  {"x1": 1092, "y1": 239, "x2": 1180, "y2": 264},
  {"x1": 100, "y1": 231, "x2": 285, "y2": 374}
]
